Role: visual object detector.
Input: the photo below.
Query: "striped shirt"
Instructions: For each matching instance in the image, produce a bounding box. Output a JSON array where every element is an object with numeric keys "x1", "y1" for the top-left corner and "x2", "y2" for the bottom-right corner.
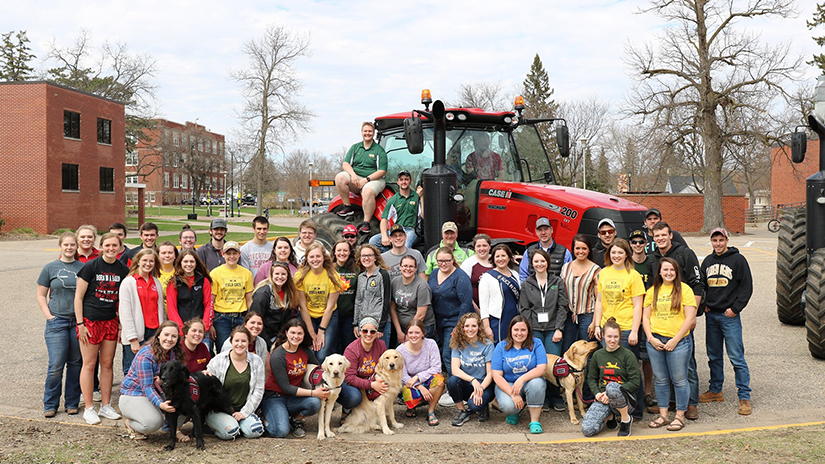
[{"x1": 560, "y1": 262, "x2": 600, "y2": 324}]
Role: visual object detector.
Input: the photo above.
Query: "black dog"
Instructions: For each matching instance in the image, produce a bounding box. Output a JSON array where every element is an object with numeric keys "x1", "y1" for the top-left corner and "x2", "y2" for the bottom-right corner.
[{"x1": 158, "y1": 359, "x2": 233, "y2": 450}]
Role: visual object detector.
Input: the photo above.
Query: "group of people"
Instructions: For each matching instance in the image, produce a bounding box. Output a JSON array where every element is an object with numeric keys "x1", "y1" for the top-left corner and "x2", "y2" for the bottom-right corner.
[{"x1": 37, "y1": 202, "x2": 753, "y2": 440}]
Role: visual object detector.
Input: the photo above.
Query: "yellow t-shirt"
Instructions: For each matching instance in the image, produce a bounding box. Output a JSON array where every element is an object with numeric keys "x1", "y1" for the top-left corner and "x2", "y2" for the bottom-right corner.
[
  {"x1": 296, "y1": 270, "x2": 340, "y2": 319},
  {"x1": 211, "y1": 265, "x2": 254, "y2": 314},
  {"x1": 644, "y1": 282, "x2": 696, "y2": 338},
  {"x1": 159, "y1": 269, "x2": 174, "y2": 303},
  {"x1": 597, "y1": 266, "x2": 646, "y2": 331}
]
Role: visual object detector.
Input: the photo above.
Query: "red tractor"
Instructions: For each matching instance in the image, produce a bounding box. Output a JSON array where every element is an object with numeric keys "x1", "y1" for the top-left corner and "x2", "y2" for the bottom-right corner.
[{"x1": 312, "y1": 92, "x2": 647, "y2": 254}]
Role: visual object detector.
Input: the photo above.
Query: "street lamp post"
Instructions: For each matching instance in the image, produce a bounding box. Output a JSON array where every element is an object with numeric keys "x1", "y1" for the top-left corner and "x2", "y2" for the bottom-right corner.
[
  {"x1": 308, "y1": 161, "x2": 314, "y2": 217},
  {"x1": 580, "y1": 138, "x2": 588, "y2": 190}
]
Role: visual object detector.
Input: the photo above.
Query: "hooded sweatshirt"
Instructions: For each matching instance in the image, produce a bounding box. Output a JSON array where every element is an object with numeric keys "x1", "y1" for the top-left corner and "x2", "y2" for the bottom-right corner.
[{"x1": 700, "y1": 246, "x2": 753, "y2": 314}]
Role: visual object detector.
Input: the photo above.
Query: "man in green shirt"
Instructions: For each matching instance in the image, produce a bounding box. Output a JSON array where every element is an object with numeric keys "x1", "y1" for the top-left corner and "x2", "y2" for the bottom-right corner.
[
  {"x1": 335, "y1": 122, "x2": 388, "y2": 234},
  {"x1": 369, "y1": 170, "x2": 419, "y2": 251},
  {"x1": 424, "y1": 221, "x2": 474, "y2": 276}
]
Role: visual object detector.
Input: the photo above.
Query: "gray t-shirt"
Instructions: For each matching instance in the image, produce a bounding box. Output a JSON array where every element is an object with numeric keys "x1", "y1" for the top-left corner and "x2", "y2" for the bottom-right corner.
[
  {"x1": 382, "y1": 248, "x2": 426, "y2": 278},
  {"x1": 240, "y1": 240, "x2": 272, "y2": 277},
  {"x1": 390, "y1": 275, "x2": 434, "y2": 329},
  {"x1": 451, "y1": 339, "x2": 494, "y2": 381},
  {"x1": 37, "y1": 259, "x2": 85, "y2": 318}
]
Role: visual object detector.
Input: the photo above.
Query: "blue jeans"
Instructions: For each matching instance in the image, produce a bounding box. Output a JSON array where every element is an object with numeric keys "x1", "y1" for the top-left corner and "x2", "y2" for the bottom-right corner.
[
  {"x1": 581, "y1": 381, "x2": 628, "y2": 437},
  {"x1": 122, "y1": 327, "x2": 157, "y2": 375},
  {"x1": 44, "y1": 316, "x2": 82, "y2": 412},
  {"x1": 705, "y1": 311, "x2": 751, "y2": 400},
  {"x1": 446, "y1": 376, "x2": 494, "y2": 412},
  {"x1": 646, "y1": 334, "x2": 692, "y2": 411},
  {"x1": 337, "y1": 383, "x2": 363, "y2": 410},
  {"x1": 205, "y1": 411, "x2": 263, "y2": 439},
  {"x1": 687, "y1": 333, "x2": 699, "y2": 406},
  {"x1": 535, "y1": 329, "x2": 563, "y2": 406},
  {"x1": 380, "y1": 321, "x2": 391, "y2": 350},
  {"x1": 311, "y1": 312, "x2": 340, "y2": 360},
  {"x1": 261, "y1": 395, "x2": 321, "y2": 438},
  {"x1": 494, "y1": 377, "x2": 546, "y2": 414},
  {"x1": 213, "y1": 312, "x2": 246, "y2": 353},
  {"x1": 338, "y1": 315, "x2": 356, "y2": 354},
  {"x1": 368, "y1": 227, "x2": 418, "y2": 252},
  {"x1": 438, "y1": 325, "x2": 456, "y2": 376}
]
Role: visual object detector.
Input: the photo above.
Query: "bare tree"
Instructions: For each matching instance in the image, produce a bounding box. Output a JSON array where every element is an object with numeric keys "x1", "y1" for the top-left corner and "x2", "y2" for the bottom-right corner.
[
  {"x1": 626, "y1": 0, "x2": 801, "y2": 231},
  {"x1": 231, "y1": 25, "x2": 314, "y2": 216},
  {"x1": 449, "y1": 81, "x2": 513, "y2": 111},
  {"x1": 556, "y1": 96, "x2": 612, "y2": 186}
]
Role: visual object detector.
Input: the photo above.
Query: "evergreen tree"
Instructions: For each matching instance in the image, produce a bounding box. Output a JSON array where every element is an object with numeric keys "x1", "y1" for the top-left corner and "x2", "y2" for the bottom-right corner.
[
  {"x1": 595, "y1": 147, "x2": 611, "y2": 193},
  {"x1": 809, "y1": 3, "x2": 825, "y2": 73},
  {"x1": 522, "y1": 54, "x2": 557, "y2": 119},
  {"x1": 0, "y1": 30, "x2": 36, "y2": 81}
]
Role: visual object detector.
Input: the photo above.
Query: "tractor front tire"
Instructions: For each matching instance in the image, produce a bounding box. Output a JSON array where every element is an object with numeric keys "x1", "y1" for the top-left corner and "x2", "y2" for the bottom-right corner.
[
  {"x1": 776, "y1": 208, "x2": 806, "y2": 326},
  {"x1": 805, "y1": 249, "x2": 825, "y2": 359}
]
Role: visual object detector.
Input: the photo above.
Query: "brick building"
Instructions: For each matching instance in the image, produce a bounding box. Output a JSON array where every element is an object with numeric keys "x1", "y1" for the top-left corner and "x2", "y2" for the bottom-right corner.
[
  {"x1": 771, "y1": 139, "x2": 820, "y2": 207},
  {"x1": 127, "y1": 119, "x2": 226, "y2": 206},
  {"x1": 0, "y1": 81, "x2": 125, "y2": 234}
]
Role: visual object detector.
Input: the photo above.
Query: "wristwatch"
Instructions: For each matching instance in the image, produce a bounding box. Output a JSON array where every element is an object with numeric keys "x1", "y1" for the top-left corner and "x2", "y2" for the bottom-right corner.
[{"x1": 366, "y1": 176, "x2": 371, "y2": 182}]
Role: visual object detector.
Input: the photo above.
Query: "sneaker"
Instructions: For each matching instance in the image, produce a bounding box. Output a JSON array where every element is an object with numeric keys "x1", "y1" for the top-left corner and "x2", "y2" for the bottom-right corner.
[
  {"x1": 337, "y1": 205, "x2": 355, "y2": 217},
  {"x1": 542, "y1": 403, "x2": 551, "y2": 412},
  {"x1": 98, "y1": 404, "x2": 121, "y2": 420},
  {"x1": 605, "y1": 414, "x2": 618, "y2": 430},
  {"x1": 552, "y1": 399, "x2": 566, "y2": 412},
  {"x1": 83, "y1": 408, "x2": 101, "y2": 425},
  {"x1": 618, "y1": 416, "x2": 632, "y2": 437},
  {"x1": 477, "y1": 404, "x2": 490, "y2": 422},
  {"x1": 738, "y1": 400, "x2": 752, "y2": 415},
  {"x1": 357, "y1": 221, "x2": 371, "y2": 234},
  {"x1": 290, "y1": 418, "x2": 306, "y2": 438},
  {"x1": 699, "y1": 390, "x2": 724, "y2": 403},
  {"x1": 93, "y1": 390, "x2": 102, "y2": 403},
  {"x1": 451, "y1": 410, "x2": 471, "y2": 427},
  {"x1": 438, "y1": 391, "x2": 455, "y2": 407}
]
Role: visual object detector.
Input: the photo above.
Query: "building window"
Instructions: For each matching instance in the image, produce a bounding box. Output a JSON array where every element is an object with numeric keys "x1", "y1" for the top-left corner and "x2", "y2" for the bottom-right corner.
[
  {"x1": 181, "y1": 174, "x2": 188, "y2": 189},
  {"x1": 172, "y1": 154, "x2": 179, "y2": 168},
  {"x1": 164, "y1": 172, "x2": 170, "y2": 188},
  {"x1": 100, "y1": 167, "x2": 115, "y2": 192},
  {"x1": 62, "y1": 163, "x2": 79, "y2": 190},
  {"x1": 126, "y1": 174, "x2": 138, "y2": 184},
  {"x1": 212, "y1": 140, "x2": 217, "y2": 154},
  {"x1": 173, "y1": 132, "x2": 180, "y2": 146},
  {"x1": 173, "y1": 174, "x2": 180, "y2": 188},
  {"x1": 149, "y1": 193, "x2": 156, "y2": 203},
  {"x1": 97, "y1": 118, "x2": 112, "y2": 144},
  {"x1": 126, "y1": 150, "x2": 138, "y2": 166},
  {"x1": 64, "y1": 111, "x2": 80, "y2": 139},
  {"x1": 126, "y1": 194, "x2": 132, "y2": 203}
]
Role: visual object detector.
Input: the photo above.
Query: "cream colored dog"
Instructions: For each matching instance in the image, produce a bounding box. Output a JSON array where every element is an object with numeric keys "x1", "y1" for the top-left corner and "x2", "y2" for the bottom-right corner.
[
  {"x1": 543, "y1": 340, "x2": 600, "y2": 424},
  {"x1": 302, "y1": 354, "x2": 350, "y2": 440},
  {"x1": 336, "y1": 349, "x2": 405, "y2": 435}
]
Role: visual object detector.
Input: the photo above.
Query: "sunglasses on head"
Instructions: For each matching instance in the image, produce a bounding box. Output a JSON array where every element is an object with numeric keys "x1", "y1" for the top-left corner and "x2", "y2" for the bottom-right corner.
[{"x1": 360, "y1": 329, "x2": 378, "y2": 334}]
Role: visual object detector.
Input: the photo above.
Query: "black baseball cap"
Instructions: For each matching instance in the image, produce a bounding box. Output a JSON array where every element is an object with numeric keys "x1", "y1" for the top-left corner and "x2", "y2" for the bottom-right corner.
[
  {"x1": 397, "y1": 170, "x2": 412, "y2": 179},
  {"x1": 389, "y1": 224, "x2": 406, "y2": 235},
  {"x1": 629, "y1": 230, "x2": 645, "y2": 241},
  {"x1": 645, "y1": 208, "x2": 661, "y2": 219}
]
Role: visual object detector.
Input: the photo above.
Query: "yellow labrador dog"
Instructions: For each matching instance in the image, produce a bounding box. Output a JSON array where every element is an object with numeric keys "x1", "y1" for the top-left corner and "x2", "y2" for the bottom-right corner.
[
  {"x1": 302, "y1": 354, "x2": 350, "y2": 440},
  {"x1": 337, "y1": 349, "x2": 405, "y2": 435},
  {"x1": 543, "y1": 340, "x2": 599, "y2": 424}
]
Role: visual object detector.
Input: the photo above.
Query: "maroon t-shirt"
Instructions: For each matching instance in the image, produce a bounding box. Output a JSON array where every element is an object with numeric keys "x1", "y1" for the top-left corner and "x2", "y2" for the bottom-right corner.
[
  {"x1": 470, "y1": 262, "x2": 493, "y2": 306},
  {"x1": 183, "y1": 343, "x2": 211, "y2": 374}
]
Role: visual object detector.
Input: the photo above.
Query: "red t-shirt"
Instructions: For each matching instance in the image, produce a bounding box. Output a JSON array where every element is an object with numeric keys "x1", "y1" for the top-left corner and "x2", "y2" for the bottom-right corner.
[
  {"x1": 134, "y1": 274, "x2": 160, "y2": 329},
  {"x1": 183, "y1": 343, "x2": 211, "y2": 374}
]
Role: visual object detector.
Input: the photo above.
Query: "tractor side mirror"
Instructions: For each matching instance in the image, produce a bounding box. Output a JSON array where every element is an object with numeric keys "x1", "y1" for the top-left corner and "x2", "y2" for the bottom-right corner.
[
  {"x1": 791, "y1": 130, "x2": 806, "y2": 164},
  {"x1": 404, "y1": 117, "x2": 424, "y2": 154},
  {"x1": 556, "y1": 125, "x2": 570, "y2": 158}
]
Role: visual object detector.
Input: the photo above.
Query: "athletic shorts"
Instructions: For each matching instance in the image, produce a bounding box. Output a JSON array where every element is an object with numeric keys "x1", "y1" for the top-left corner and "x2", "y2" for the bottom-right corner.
[{"x1": 81, "y1": 318, "x2": 119, "y2": 345}]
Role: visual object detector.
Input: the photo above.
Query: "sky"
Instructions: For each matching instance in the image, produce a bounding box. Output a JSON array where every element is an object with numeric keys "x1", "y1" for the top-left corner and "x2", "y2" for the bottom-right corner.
[{"x1": 2, "y1": 0, "x2": 821, "y2": 162}]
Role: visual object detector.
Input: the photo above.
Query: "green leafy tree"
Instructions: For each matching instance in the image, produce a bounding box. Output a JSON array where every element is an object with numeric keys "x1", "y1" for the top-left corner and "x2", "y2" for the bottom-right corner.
[
  {"x1": 809, "y1": 3, "x2": 825, "y2": 72},
  {"x1": 0, "y1": 30, "x2": 36, "y2": 81}
]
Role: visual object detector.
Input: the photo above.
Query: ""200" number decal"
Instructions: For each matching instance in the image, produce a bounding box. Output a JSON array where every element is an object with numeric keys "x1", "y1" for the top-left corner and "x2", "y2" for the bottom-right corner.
[{"x1": 560, "y1": 206, "x2": 578, "y2": 219}]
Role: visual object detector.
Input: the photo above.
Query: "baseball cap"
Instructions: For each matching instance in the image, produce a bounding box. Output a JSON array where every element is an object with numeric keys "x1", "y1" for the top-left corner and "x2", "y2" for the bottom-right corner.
[
  {"x1": 397, "y1": 169, "x2": 412, "y2": 179},
  {"x1": 645, "y1": 208, "x2": 661, "y2": 219},
  {"x1": 629, "y1": 230, "x2": 645, "y2": 241},
  {"x1": 342, "y1": 225, "x2": 357, "y2": 237},
  {"x1": 442, "y1": 221, "x2": 458, "y2": 233},
  {"x1": 710, "y1": 227, "x2": 728, "y2": 238},
  {"x1": 598, "y1": 218, "x2": 616, "y2": 230},
  {"x1": 210, "y1": 218, "x2": 228, "y2": 229},
  {"x1": 535, "y1": 217, "x2": 551, "y2": 229},
  {"x1": 223, "y1": 240, "x2": 241, "y2": 252},
  {"x1": 389, "y1": 224, "x2": 406, "y2": 235}
]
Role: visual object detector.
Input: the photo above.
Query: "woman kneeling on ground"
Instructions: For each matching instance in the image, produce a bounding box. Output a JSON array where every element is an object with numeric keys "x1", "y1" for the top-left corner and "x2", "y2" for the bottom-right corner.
[
  {"x1": 447, "y1": 312, "x2": 495, "y2": 426},
  {"x1": 119, "y1": 320, "x2": 183, "y2": 440},
  {"x1": 491, "y1": 315, "x2": 547, "y2": 434},
  {"x1": 261, "y1": 318, "x2": 329, "y2": 438},
  {"x1": 397, "y1": 319, "x2": 444, "y2": 426},
  {"x1": 581, "y1": 317, "x2": 640, "y2": 437},
  {"x1": 206, "y1": 325, "x2": 265, "y2": 440}
]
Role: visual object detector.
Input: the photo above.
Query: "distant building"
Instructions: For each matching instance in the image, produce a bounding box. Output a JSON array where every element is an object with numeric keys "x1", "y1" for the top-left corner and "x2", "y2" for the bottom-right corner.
[
  {"x1": 127, "y1": 119, "x2": 226, "y2": 207},
  {"x1": 771, "y1": 139, "x2": 819, "y2": 207},
  {"x1": 0, "y1": 81, "x2": 125, "y2": 234},
  {"x1": 664, "y1": 175, "x2": 738, "y2": 195}
]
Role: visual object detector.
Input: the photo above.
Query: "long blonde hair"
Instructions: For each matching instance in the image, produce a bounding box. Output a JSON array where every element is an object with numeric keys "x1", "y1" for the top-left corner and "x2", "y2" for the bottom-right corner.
[
  {"x1": 254, "y1": 262, "x2": 299, "y2": 308},
  {"x1": 294, "y1": 242, "x2": 342, "y2": 291}
]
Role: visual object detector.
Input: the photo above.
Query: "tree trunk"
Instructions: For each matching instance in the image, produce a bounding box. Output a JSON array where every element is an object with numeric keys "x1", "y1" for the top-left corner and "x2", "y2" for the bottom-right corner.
[{"x1": 701, "y1": 110, "x2": 725, "y2": 232}]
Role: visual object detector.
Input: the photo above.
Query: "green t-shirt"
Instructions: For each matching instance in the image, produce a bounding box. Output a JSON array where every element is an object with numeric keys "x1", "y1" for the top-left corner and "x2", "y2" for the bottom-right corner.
[
  {"x1": 425, "y1": 241, "x2": 474, "y2": 276},
  {"x1": 224, "y1": 361, "x2": 251, "y2": 412},
  {"x1": 344, "y1": 141, "x2": 387, "y2": 178},
  {"x1": 381, "y1": 190, "x2": 419, "y2": 228}
]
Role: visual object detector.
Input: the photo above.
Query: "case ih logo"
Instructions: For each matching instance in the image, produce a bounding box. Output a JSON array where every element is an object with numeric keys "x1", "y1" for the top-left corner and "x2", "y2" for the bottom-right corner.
[{"x1": 485, "y1": 189, "x2": 511, "y2": 199}]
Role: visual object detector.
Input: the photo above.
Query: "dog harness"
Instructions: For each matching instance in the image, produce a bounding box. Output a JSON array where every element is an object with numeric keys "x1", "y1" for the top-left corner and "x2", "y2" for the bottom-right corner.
[
  {"x1": 189, "y1": 376, "x2": 201, "y2": 402},
  {"x1": 553, "y1": 357, "x2": 571, "y2": 378},
  {"x1": 307, "y1": 366, "x2": 324, "y2": 390},
  {"x1": 364, "y1": 374, "x2": 381, "y2": 401}
]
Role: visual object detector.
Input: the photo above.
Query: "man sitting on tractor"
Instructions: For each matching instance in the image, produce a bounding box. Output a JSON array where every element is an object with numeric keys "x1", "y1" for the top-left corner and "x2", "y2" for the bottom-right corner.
[
  {"x1": 463, "y1": 132, "x2": 504, "y2": 181},
  {"x1": 335, "y1": 122, "x2": 388, "y2": 234}
]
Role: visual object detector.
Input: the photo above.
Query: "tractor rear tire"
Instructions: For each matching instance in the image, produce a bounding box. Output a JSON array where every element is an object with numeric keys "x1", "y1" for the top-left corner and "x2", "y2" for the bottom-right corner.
[
  {"x1": 312, "y1": 212, "x2": 351, "y2": 249},
  {"x1": 776, "y1": 208, "x2": 806, "y2": 326},
  {"x1": 805, "y1": 249, "x2": 825, "y2": 359}
]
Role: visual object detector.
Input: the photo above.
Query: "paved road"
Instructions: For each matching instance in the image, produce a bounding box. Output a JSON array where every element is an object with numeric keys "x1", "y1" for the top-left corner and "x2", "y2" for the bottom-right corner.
[{"x1": 2, "y1": 222, "x2": 822, "y2": 441}]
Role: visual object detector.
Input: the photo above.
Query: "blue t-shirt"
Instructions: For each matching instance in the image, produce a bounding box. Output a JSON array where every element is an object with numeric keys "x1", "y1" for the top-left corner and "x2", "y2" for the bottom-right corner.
[
  {"x1": 452, "y1": 340, "x2": 494, "y2": 381},
  {"x1": 37, "y1": 259, "x2": 85, "y2": 318},
  {"x1": 491, "y1": 337, "x2": 548, "y2": 383}
]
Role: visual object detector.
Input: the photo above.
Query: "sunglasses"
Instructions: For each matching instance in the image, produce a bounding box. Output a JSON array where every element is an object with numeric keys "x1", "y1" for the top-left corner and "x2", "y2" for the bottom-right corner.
[
  {"x1": 360, "y1": 329, "x2": 378, "y2": 335},
  {"x1": 630, "y1": 240, "x2": 645, "y2": 245},
  {"x1": 343, "y1": 234, "x2": 357, "y2": 239},
  {"x1": 598, "y1": 229, "x2": 616, "y2": 236}
]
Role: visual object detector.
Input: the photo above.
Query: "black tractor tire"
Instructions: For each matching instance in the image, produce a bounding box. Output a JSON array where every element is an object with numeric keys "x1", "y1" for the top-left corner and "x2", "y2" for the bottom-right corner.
[
  {"x1": 805, "y1": 249, "x2": 825, "y2": 359},
  {"x1": 351, "y1": 212, "x2": 380, "y2": 246},
  {"x1": 776, "y1": 208, "x2": 806, "y2": 326},
  {"x1": 312, "y1": 212, "x2": 352, "y2": 249}
]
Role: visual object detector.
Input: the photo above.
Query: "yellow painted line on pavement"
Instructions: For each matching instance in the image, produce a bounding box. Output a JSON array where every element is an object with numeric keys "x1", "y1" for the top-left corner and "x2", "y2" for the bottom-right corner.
[
  {"x1": 525, "y1": 420, "x2": 825, "y2": 444},
  {"x1": 0, "y1": 414, "x2": 123, "y2": 431}
]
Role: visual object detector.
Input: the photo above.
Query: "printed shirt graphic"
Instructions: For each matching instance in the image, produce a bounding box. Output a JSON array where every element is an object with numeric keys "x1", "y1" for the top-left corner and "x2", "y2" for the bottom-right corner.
[
  {"x1": 453, "y1": 340, "x2": 494, "y2": 381},
  {"x1": 491, "y1": 338, "x2": 547, "y2": 383},
  {"x1": 597, "y1": 266, "x2": 645, "y2": 331},
  {"x1": 600, "y1": 360, "x2": 625, "y2": 388},
  {"x1": 296, "y1": 270, "x2": 339, "y2": 318},
  {"x1": 644, "y1": 282, "x2": 696, "y2": 338},
  {"x1": 357, "y1": 354, "x2": 377, "y2": 378},
  {"x1": 705, "y1": 262, "x2": 733, "y2": 288},
  {"x1": 211, "y1": 265, "x2": 254, "y2": 313},
  {"x1": 78, "y1": 258, "x2": 129, "y2": 321}
]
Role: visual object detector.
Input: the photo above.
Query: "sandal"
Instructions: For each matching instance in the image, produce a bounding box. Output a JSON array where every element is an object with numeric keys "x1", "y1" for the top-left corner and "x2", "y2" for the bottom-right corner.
[
  {"x1": 666, "y1": 416, "x2": 685, "y2": 431},
  {"x1": 648, "y1": 415, "x2": 670, "y2": 429},
  {"x1": 427, "y1": 412, "x2": 439, "y2": 426},
  {"x1": 176, "y1": 430, "x2": 190, "y2": 443},
  {"x1": 125, "y1": 420, "x2": 146, "y2": 441},
  {"x1": 406, "y1": 408, "x2": 417, "y2": 418},
  {"x1": 529, "y1": 421, "x2": 543, "y2": 434}
]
